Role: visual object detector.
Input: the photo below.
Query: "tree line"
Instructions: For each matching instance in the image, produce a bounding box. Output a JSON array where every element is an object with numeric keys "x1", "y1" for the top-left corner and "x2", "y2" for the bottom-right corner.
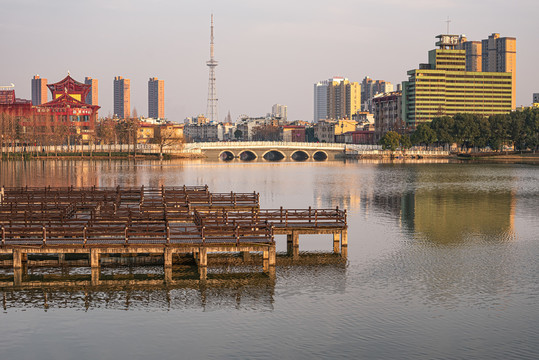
[{"x1": 380, "y1": 108, "x2": 539, "y2": 152}]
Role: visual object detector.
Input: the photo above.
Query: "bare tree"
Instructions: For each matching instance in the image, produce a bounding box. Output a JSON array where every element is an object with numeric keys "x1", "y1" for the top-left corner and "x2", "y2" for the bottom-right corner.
[{"x1": 153, "y1": 124, "x2": 184, "y2": 160}]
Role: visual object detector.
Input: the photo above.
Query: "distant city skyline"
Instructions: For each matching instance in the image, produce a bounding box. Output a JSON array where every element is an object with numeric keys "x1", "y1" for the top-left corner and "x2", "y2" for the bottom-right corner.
[{"x1": 1, "y1": 0, "x2": 536, "y2": 122}]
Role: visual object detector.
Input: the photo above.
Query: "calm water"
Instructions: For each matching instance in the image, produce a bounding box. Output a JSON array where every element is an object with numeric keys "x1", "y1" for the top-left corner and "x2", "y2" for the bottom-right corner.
[{"x1": 0, "y1": 159, "x2": 538, "y2": 359}]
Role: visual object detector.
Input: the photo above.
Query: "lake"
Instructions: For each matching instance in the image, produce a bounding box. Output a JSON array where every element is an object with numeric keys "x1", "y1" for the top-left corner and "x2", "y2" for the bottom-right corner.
[{"x1": 0, "y1": 158, "x2": 538, "y2": 359}]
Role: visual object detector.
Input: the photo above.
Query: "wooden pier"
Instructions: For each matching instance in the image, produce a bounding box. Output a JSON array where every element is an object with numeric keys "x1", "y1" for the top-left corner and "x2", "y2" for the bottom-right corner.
[{"x1": 0, "y1": 186, "x2": 348, "y2": 275}]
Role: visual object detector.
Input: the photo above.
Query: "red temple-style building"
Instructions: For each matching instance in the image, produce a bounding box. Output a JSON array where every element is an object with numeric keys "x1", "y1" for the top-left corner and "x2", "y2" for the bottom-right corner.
[{"x1": 0, "y1": 74, "x2": 100, "y2": 144}]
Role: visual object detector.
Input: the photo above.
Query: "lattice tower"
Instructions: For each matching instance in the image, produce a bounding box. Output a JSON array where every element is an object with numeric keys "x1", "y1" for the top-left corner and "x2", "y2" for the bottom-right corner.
[{"x1": 206, "y1": 14, "x2": 218, "y2": 123}]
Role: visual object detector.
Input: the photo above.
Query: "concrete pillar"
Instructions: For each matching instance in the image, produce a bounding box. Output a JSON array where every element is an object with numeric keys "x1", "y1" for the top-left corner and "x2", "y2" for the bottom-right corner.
[
  {"x1": 199, "y1": 266, "x2": 207, "y2": 281},
  {"x1": 263, "y1": 250, "x2": 269, "y2": 272},
  {"x1": 333, "y1": 232, "x2": 341, "y2": 254},
  {"x1": 13, "y1": 250, "x2": 23, "y2": 269},
  {"x1": 287, "y1": 231, "x2": 299, "y2": 258},
  {"x1": 341, "y1": 229, "x2": 348, "y2": 247},
  {"x1": 164, "y1": 248, "x2": 173, "y2": 268},
  {"x1": 90, "y1": 249, "x2": 100, "y2": 268},
  {"x1": 91, "y1": 267, "x2": 100, "y2": 286},
  {"x1": 164, "y1": 267, "x2": 172, "y2": 283},
  {"x1": 341, "y1": 230, "x2": 348, "y2": 259},
  {"x1": 268, "y1": 246, "x2": 276, "y2": 267},
  {"x1": 341, "y1": 245, "x2": 348, "y2": 259},
  {"x1": 13, "y1": 267, "x2": 23, "y2": 286},
  {"x1": 199, "y1": 248, "x2": 207, "y2": 267}
]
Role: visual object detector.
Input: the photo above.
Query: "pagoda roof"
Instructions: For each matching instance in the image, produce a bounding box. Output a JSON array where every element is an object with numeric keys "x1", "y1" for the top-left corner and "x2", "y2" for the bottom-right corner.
[
  {"x1": 47, "y1": 74, "x2": 91, "y2": 100},
  {"x1": 39, "y1": 93, "x2": 100, "y2": 110}
]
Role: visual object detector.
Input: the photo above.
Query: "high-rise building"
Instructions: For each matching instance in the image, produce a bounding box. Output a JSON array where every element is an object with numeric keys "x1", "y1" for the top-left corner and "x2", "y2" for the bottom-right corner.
[
  {"x1": 360, "y1": 77, "x2": 393, "y2": 113},
  {"x1": 31, "y1": 75, "x2": 47, "y2": 105},
  {"x1": 455, "y1": 36, "x2": 482, "y2": 72},
  {"x1": 402, "y1": 34, "x2": 512, "y2": 127},
  {"x1": 313, "y1": 80, "x2": 329, "y2": 122},
  {"x1": 481, "y1": 33, "x2": 516, "y2": 109},
  {"x1": 148, "y1": 77, "x2": 165, "y2": 119},
  {"x1": 314, "y1": 77, "x2": 361, "y2": 122},
  {"x1": 271, "y1": 104, "x2": 287, "y2": 121},
  {"x1": 113, "y1": 76, "x2": 130, "y2": 119},
  {"x1": 84, "y1": 77, "x2": 98, "y2": 106}
]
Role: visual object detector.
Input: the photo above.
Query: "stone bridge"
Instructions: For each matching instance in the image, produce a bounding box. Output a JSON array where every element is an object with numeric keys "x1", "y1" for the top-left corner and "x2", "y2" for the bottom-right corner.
[{"x1": 183, "y1": 141, "x2": 350, "y2": 162}]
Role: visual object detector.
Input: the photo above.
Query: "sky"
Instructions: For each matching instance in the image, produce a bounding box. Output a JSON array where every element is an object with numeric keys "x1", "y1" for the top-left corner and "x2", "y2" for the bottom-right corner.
[{"x1": 1, "y1": 0, "x2": 537, "y2": 122}]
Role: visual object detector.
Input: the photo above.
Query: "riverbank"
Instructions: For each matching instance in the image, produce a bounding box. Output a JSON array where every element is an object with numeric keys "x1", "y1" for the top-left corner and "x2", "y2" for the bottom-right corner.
[{"x1": 0, "y1": 151, "x2": 205, "y2": 160}]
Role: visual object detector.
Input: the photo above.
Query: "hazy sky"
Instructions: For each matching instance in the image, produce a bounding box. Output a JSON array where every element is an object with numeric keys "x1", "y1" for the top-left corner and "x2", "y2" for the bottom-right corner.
[{"x1": 1, "y1": 0, "x2": 537, "y2": 122}]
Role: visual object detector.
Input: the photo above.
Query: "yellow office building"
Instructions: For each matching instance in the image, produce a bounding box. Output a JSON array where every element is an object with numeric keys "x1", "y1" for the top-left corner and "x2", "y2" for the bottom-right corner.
[{"x1": 402, "y1": 35, "x2": 512, "y2": 127}]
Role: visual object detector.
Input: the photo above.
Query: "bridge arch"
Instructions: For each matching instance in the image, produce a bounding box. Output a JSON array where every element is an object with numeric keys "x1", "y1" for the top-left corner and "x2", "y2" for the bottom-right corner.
[
  {"x1": 238, "y1": 150, "x2": 258, "y2": 162},
  {"x1": 291, "y1": 150, "x2": 309, "y2": 162},
  {"x1": 219, "y1": 150, "x2": 235, "y2": 161},
  {"x1": 262, "y1": 149, "x2": 286, "y2": 162},
  {"x1": 312, "y1": 150, "x2": 328, "y2": 161}
]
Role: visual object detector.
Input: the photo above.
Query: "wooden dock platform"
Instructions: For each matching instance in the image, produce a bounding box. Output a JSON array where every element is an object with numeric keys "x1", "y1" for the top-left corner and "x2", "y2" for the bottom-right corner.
[{"x1": 0, "y1": 186, "x2": 348, "y2": 274}]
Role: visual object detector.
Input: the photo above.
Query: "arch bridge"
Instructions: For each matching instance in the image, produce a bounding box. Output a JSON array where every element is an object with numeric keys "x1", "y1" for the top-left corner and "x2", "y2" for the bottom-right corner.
[{"x1": 184, "y1": 141, "x2": 347, "y2": 162}]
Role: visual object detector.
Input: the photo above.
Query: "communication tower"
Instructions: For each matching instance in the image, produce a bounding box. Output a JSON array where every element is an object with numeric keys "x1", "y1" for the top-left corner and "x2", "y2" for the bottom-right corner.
[{"x1": 206, "y1": 14, "x2": 218, "y2": 123}]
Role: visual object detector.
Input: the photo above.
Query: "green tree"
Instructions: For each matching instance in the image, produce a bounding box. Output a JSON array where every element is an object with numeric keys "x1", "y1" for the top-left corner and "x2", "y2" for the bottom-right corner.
[
  {"x1": 234, "y1": 129, "x2": 243, "y2": 140},
  {"x1": 400, "y1": 134, "x2": 412, "y2": 149},
  {"x1": 379, "y1": 131, "x2": 401, "y2": 151},
  {"x1": 489, "y1": 114, "x2": 508, "y2": 151},
  {"x1": 411, "y1": 123, "x2": 436, "y2": 146},
  {"x1": 430, "y1": 116, "x2": 454, "y2": 145}
]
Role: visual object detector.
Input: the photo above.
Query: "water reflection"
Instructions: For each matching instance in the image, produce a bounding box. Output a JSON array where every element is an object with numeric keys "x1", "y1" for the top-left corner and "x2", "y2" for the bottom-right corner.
[
  {"x1": 0, "y1": 253, "x2": 345, "y2": 311},
  {"x1": 313, "y1": 163, "x2": 519, "y2": 244}
]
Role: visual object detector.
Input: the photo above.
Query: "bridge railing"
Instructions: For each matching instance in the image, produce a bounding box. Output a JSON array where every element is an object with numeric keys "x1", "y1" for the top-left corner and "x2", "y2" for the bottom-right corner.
[{"x1": 184, "y1": 141, "x2": 348, "y2": 150}]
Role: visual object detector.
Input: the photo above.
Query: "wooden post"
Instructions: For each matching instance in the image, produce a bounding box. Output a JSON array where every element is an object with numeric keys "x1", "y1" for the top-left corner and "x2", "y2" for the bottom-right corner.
[
  {"x1": 13, "y1": 267, "x2": 23, "y2": 286},
  {"x1": 341, "y1": 229, "x2": 348, "y2": 247},
  {"x1": 164, "y1": 266, "x2": 172, "y2": 283}
]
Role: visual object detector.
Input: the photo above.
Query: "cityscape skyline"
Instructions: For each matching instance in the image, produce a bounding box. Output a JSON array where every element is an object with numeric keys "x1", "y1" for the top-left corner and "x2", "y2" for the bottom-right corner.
[{"x1": 1, "y1": 0, "x2": 536, "y2": 122}]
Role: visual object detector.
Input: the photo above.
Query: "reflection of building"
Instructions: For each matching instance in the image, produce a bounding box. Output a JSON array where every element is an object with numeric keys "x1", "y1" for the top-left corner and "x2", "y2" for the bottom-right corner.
[
  {"x1": 31, "y1": 75, "x2": 47, "y2": 105},
  {"x1": 402, "y1": 34, "x2": 513, "y2": 127},
  {"x1": 113, "y1": 76, "x2": 130, "y2": 119},
  {"x1": 148, "y1": 77, "x2": 165, "y2": 119}
]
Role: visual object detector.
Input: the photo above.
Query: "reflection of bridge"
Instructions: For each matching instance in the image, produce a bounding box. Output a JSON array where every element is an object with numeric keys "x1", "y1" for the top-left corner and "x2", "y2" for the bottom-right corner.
[{"x1": 183, "y1": 141, "x2": 351, "y2": 161}]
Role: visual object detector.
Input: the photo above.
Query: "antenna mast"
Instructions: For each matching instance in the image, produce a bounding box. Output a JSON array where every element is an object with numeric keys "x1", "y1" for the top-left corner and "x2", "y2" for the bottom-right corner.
[{"x1": 206, "y1": 14, "x2": 218, "y2": 123}]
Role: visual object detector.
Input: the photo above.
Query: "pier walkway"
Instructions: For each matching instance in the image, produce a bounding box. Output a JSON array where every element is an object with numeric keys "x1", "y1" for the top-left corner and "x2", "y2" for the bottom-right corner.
[{"x1": 0, "y1": 186, "x2": 348, "y2": 275}]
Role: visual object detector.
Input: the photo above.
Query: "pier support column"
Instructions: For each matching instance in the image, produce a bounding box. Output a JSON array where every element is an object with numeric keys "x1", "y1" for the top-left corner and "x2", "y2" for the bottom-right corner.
[
  {"x1": 287, "y1": 231, "x2": 299, "y2": 259},
  {"x1": 263, "y1": 249, "x2": 269, "y2": 272},
  {"x1": 58, "y1": 253, "x2": 65, "y2": 264},
  {"x1": 333, "y1": 232, "x2": 341, "y2": 254},
  {"x1": 90, "y1": 249, "x2": 101, "y2": 268},
  {"x1": 241, "y1": 251, "x2": 251, "y2": 262},
  {"x1": 198, "y1": 248, "x2": 207, "y2": 267},
  {"x1": 13, "y1": 250, "x2": 23, "y2": 269},
  {"x1": 199, "y1": 266, "x2": 207, "y2": 281},
  {"x1": 164, "y1": 248, "x2": 173, "y2": 268},
  {"x1": 13, "y1": 267, "x2": 23, "y2": 286},
  {"x1": 21, "y1": 252, "x2": 28, "y2": 263},
  {"x1": 341, "y1": 230, "x2": 348, "y2": 259},
  {"x1": 91, "y1": 267, "x2": 100, "y2": 286},
  {"x1": 269, "y1": 246, "x2": 276, "y2": 267},
  {"x1": 164, "y1": 267, "x2": 173, "y2": 283}
]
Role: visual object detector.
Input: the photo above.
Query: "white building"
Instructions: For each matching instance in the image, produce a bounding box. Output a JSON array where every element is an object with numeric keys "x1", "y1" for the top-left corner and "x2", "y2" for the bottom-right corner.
[
  {"x1": 313, "y1": 80, "x2": 329, "y2": 123},
  {"x1": 271, "y1": 104, "x2": 288, "y2": 121}
]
